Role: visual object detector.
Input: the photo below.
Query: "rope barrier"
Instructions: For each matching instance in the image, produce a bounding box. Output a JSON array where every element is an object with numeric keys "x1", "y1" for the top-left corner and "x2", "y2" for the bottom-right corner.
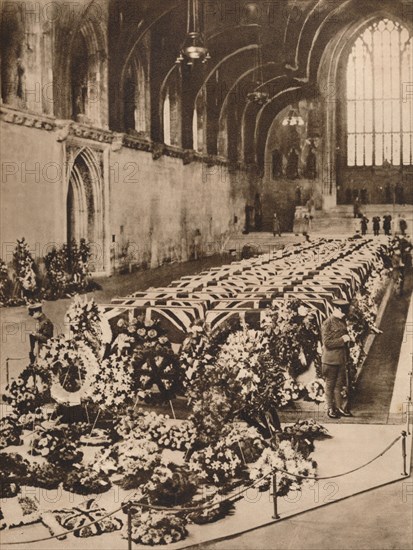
[
  {"x1": 3, "y1": 474, "x2": 271, "y2": 546},
  {"x1": 275, "y1": 435, "x2": 402, "y2": 481},
  {"x1": 3, "y1": 432, "x2": 405, "y2": 546}
]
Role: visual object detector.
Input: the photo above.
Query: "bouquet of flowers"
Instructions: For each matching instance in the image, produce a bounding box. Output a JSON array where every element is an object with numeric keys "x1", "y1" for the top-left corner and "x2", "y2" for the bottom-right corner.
[
  {"x1": 114, "y1": 436, "x2": 161, "y2": 489},
  {"x1": 63, "y1": 466, "x2": 111, "y2": 495},
  {"x1": 263, "y1": 300, "x2": 321, "y2": 378},
  {"x1": 29, "y1": 425, "x2": 83, "y2": 466},
  {"x1": 18, "y1": 408, "x2": 51, "y2": 429},
  {"x1": 250, "y1": 440, "x2": 317, "y2": 497},
  {"x1": 12, "y1": 238, "x2": 37, "y2": 299},
  {"x1": 157, "y1": 421, "x2": 196, "y2": 451},
  {"x1": 125, "y1": 510, "x2": 188, "y2": 545},
  {"x1": 115, "y1": 408, "x2": 167, "y2": 439},
  {"x1": 43, "y1": 246, "x2": 68, "y2": 299},
  {"x1": 28, "y1": 463, "x2": 65, "y2": 490},
  {"x1": 89, "y1": 353, "x2": 134, "y2": 411},
  {"x1": 223, "y1": 424, "x2": 266, "y2": 464},
  {"x1": 0, "y1": 452, "x2": 31, "y2": 498},
  {"x1": 63, "y1": 238, "x2": 93, "y2": 293},
  {"x1": 92, "y1": 446, "x2": 119, "y2": 476},
  {"x1": 275, "y1": 375, "x2": 303, "y2": 408},
  {"x1": 186, "y1": 489, "x2": 236, "y2": 525},
  {"x1": 0, "y1": 414, "x2": 23, "y2": 449},
  {"x1": 304, "y1": 378, "x2": 326, "y2": 403},
  {"x1": 283, "y1": 419, "x2": 330, "y2": 440},
  {"x1": 144, "y1": 463, "x2": 198, "y2": 507},
  {"x1": 65, "y1": 296, "x2": 104, "y2": 354},
  {"x1": 0, "y1": 259, "x2": 15, "y2": 306},
  {"x1": 3, "y1": 366, "x2": 50, "y2": 414},
  {"x1": 188, "y1": 439, "x2": 245, "y2": 486}
]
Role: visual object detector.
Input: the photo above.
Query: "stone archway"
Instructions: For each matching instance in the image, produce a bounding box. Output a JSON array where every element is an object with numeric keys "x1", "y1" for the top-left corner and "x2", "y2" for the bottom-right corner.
[{"x1": 66, "y1": 148, "x2": 105, "y2": 272}]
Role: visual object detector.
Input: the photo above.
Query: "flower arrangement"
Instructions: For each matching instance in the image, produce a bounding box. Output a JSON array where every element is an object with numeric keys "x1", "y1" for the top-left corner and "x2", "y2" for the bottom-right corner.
[
  {"x1": 223, "y1": 424, "x2": 266, "y2": 464},
  {"x1": 89, "y1": 353, "x2": 134, "y2": 411},
  {"x1": 63, "y1": 466, "x2": 111, "y2": 495},
  {"x1": 250, "y1": 440, "x2": 317, "y2": 497},
  {"x1": 0, "y1": 259, "x2": 17, "y2": 307},
  {"x1": 28, "y1": 463, "x2": 65, "y2": 490},
  {"x1": 92, "y1": 446, "x2": 119, "y2": 476},
  {"x1": 29, "y1": 425, "x2": 83, "y2": 466},
  {"x1": 18, "y1": 408, "x2": 51, "y2": 429},
  {"x1": 263, "y1": 300, "x2": 321, "y2": 379},
  {"x1": 188, "y1": 439, "x2": 245, "y2": 486},
  {"x1": 129, "y1": 318, "x2": 183, "y2": 404},
  {"x1": 144, "y1": 463, "x2": 198, "y2": 507},
  {"x1": 283, "y1": 419, "x2": 330, "y2": 440},
  {"x1": 276, "y1": 375, "x2": 303, "y2": 408},
  {"x1": 304, "y1": 378, "x2": 326, "y2": 403},
  {"x1": 158, "y1": 421, "x2": 196, "y2": 451},
  {"x1": 186, "y1": 491, "x2": 236, "y2": 525},
  {"x1": 37, "y1": 335, "x2": 98, "y2": 397},
  {"x1": 64, "y1": 239, "x2": 92, "y2": 293},
  {"x1": 43, "y1": 246, "x2": 68, "y2": 300},
  {"x1": 114, "y1": 436, "x2": 161, "y2": 489},
  {"x1": 0, "y1": 452, "x2": 31, "y2": 498},
  {"x1": 0, "y1": 414, "x2": 23, "y2": 449},
  {"x1": 115, "y1": 409, "x2": 196, "y2": 452},
  {"x1": 65, "y1": 296, "x2": 104, "y2": 354},
  {"x1": 125, "y1": 510, "x2": 188, "y2": 545},
  {"x1": 12, "y1": 238, "x2": 37, "y2": 300},
  {"x1": 3, "y1": 366, "x2": 50, "y2": 414}
]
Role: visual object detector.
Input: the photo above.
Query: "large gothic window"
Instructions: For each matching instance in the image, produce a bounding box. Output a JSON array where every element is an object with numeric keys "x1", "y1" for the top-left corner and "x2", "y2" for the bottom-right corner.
[{"x1": 346, "y1": 19, "x2": 413, "y2": 167}]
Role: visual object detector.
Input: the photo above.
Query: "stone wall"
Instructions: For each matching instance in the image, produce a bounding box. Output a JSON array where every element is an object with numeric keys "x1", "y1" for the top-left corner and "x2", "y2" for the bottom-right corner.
[
  {"x1": 108, "y1": 148, "x2": 252, "y2": 272},
  {"x1": 0, "y1": 113, "x2": 253, "y2": 274},
  {"x1": 0, "y1": 120, "x2": 65, "y2": 263}
]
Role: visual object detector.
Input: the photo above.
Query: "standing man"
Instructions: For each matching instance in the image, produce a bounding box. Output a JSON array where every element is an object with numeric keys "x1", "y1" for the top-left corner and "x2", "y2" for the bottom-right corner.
[
  {"x1": 28, "y1": 303, "x2": 54, "y2": 363},
  {"x1": 383, "y1": 213, "x2": 392, "y2": 236},
  {"x1": 321, "y1": 299, "x2": 352, "y2": 418},
  {"x1": 372, "y1": 216, "x2": 381, "y2": 236},
  {"x1": 272, "y1": 212, "x2": 281, "y2": 237},
  {"x1": 360, "y1": 215, "x2": 369, "y2": 236}
]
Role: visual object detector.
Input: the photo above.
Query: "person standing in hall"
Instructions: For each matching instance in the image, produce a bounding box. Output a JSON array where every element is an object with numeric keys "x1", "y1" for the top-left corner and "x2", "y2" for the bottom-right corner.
[
  {"x1": 272, "y1": 212, "x2": 281, "y2": 237},
  {"x1": 372, "y1": 216, "x2": 381, "y2": 236},
  {"x1": 28, "y1": 303, "x2": 54, "y2": 363},
  {"x1": 360, "y1": 215, "x2": 369, "y2": 235},
  {"x1": 321, "y1": 299, "x2": 352, "y2": 419},
  {"x1": 399, "y1": 214, "x2": 408, "y2": 236},
  {"x1": 383, "y1": 213, "x2": 392, "y2": 236}
]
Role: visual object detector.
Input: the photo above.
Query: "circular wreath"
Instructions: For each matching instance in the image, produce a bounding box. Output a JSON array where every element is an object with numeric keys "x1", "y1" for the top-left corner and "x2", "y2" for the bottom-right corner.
[
  {"x1": 37, "y1": 336, "x2": 98, "y2": 405},
  {"x1": 132, "y1": 347, "x2": 183, "y2": 403}
]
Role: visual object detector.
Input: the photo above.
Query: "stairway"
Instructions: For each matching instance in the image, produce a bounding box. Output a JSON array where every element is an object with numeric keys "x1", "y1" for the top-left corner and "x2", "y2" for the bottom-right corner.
[{"x1": 311, "y1": 204, "x2": 413, "y2": 235}]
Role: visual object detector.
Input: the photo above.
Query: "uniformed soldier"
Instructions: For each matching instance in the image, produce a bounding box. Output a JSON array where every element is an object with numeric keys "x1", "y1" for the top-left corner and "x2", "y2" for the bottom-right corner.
[
  {"x1": 28, "y1": 303, "x2": 54, "y2": 363},
  {"x1": 321, "y1": 299, "x2": 352, "y2": 418}
]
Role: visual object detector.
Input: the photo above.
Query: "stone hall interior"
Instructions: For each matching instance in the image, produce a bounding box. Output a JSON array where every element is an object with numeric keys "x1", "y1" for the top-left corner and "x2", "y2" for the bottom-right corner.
[
  {"x1": 0, "y1": 1, "x2": 412, "y2": 549},
  {"x1": 1, "y1": 0, "x2": 412, "y2": 274}
]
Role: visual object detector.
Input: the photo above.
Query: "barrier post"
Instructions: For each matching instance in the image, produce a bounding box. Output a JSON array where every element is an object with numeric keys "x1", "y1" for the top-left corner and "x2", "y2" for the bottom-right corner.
[
  {"x1": 5, "y1": 357, "x2": 10, "y2": 385},
  {"x1": 401, "y1": 431, "x2": 408, "y2": 476},
  {"x1": 127, "y1": 503, "x2": 132, "y2": 550},
  {"x1": 272, "y1": 471, "x2": 280, "y2": 520}
]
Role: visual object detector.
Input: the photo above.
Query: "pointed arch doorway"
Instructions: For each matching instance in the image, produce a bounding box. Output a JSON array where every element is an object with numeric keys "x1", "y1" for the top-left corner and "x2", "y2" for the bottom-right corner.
[{"x1": 66, "y1": 148, "x2": 105, "y2": 272}]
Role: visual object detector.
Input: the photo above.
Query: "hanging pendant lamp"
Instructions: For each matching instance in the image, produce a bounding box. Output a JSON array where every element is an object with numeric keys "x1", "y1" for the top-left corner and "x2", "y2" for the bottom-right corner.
[
  {"x1": 176, "y1": 0, "x2": 211, "y2": 65},
  {"x1": 247, "y1": 24, "x2": 269, "y2": 105}
]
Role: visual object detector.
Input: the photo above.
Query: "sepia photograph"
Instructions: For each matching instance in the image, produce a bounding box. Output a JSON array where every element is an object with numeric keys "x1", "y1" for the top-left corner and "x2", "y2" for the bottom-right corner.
[{"x1": 0, "y1": 1, "x2": 412, "y2": 549}]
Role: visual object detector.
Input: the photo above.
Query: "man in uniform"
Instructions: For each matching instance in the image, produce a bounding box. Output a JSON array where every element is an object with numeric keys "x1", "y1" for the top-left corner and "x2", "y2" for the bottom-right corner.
[
  {"x1": 321, "y1": 299, "x2": 352, "y2": 419},
  {"x1": 28, "y1": 303, "x2": 54, "y2": 363}
]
